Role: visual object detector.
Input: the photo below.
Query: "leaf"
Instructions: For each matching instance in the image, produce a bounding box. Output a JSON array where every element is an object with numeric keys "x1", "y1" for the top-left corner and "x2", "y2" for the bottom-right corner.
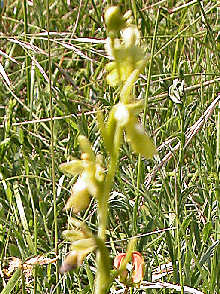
[
  {"x1": 13, "y1": 182, "x2": 35, "y2": 254},
  {"x1": 0, "y1": 62, "x2": 11, "y2": 86},
  {"x1": 199, "y1": 240, "x2": 219, "y2": 266},
  {"x1": 1, "y1": 268, "x2": 21, "y2": 294}
]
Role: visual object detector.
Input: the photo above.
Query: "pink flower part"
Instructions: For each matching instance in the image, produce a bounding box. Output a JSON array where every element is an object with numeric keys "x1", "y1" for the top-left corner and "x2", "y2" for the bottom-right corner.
[
  {"x1": 114, "y1": 251, "x2": 145, "y2": 284},
  {"x1": 131, "y1": 251, "x2": 145, "y2": 284},
  {"x1": 114, "y1": 253, "x2": 126, "y2": 269}
]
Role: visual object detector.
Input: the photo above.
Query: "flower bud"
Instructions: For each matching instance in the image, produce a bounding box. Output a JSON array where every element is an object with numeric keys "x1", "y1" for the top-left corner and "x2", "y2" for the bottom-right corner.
[
  {"x1": 70, "y1": 238, "x2": 95, "y2": 252},
  {"x1": 123, "y1": 10, "x2": 133, "y2": 25},
  {"x1": 114, "y1": 253, "x2": 126, "y2": 269},
  {"x1": 78, "y1": 135, "x2": 96, "y2": 162},
  {"x1": 60, "y1": 234, "x2": 96, "y2": 273},
  {"x1": 104, "y1": 6, "x2": 124, "y2": 33},
  {"x1": 168, "y1": 78, "x2": 184, "y2": 104},
  {"x1": 114, "y1": 253, "x2": 128, "y2": 281},
  {"x1": 114, "y1": 251, "x2": 145, "y2": 285},
  {"x1": 62, "y1": 229, "x2": 86, "y2": 242},
  {"x1": 106, "y1": 68, "x2": 120, "y2": 87}
]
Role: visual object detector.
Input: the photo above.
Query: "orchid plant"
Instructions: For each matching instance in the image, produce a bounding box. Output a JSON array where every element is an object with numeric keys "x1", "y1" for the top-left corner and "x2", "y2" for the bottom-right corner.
[{"x1": 59, "y1": 6, "x2": 156, "y2": 294}]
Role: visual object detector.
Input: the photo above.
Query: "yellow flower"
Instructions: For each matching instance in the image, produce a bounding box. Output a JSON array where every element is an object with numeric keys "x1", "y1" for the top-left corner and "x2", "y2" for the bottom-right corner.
[
  {"x1": 105, "y1": 26, "x2": 146, "y2": 87},
  {"x1": 60, "y1": 136, "x2": 104, "y2": 212},
  {"x1": 103, "y1": 102, "x2": 156, "y2": 159},
  {"x1": 65, "y1": 173, "x2": 90, "y2": 212},
  {"x1": 60, "y1": 226, "x2": 96, "y2": 273}
]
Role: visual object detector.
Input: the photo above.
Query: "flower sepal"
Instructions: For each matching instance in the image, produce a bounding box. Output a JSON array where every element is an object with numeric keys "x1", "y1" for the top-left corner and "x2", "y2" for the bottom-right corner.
[
  {"x1": 64, "y1": 172, "x2": 91, "y2": 212},
  {"x1": 59, "y1": 159, "x2": 85, "y2": 176}
]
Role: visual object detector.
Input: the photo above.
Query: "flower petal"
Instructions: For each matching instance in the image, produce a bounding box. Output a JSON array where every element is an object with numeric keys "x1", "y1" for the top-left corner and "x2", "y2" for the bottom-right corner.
[
  {"x1": 65, "y1": 175, "x2": 90, "y2": 212},
  {"x1": 114, "y1": 253, "x2": 126, "y2": 269},
  {"x1": 132, "y1": 251, "x2": 145, "y2": 284},
  {"x1": 59, "y1": 160, "x2": 84, "y2": 176}
]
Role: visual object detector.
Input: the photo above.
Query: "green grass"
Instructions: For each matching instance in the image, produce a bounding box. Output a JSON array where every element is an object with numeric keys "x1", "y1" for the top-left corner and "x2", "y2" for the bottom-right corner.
[{"x1": 0, "y1": 0, "x2": 219, "y2": 293}]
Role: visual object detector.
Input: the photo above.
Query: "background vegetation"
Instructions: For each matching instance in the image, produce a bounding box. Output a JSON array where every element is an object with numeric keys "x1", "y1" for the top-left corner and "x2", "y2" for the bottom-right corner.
[{"x1": 0, "y1": 0, "x2": 219, "y2": 293}]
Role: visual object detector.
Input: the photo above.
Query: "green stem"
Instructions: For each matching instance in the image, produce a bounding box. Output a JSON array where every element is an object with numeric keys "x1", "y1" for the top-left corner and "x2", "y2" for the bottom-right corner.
[
  {"x1": 22, "y1": 0, "x2": 31, "y2": 107},
  {"x1": 95, "y1": 128, "x2": 121, "y2": 293},
  {"x1": 143, "y1": 8, "x2": 160, "y2": 123},
  {"x1": 94, "y1": 237, "x2": 111, "y2": 294},
  {"x1": 216, "y1": 97, "x2": 220, "y2": 293},
  {"x1": 26, "y1": 178, "x2": 37, "y2": 294},
  {"x1": 134, "y1": 8, "x2": 160, "y2": 235},
  {"x1": 46, "y1": 0, "x2": 59, "y2": 292},
  {"x1": 176, "y1": 105, "x2": 185, "y2": 294},
  {"x1": 196, "y1": 0, "x2": 220, "y2": 64},
  {"x1": 131, "y1": 0, "x2": 137, "y2": 25},
  {"x1": 97, "y1": 196, "x2": 108, "y2": 241}
]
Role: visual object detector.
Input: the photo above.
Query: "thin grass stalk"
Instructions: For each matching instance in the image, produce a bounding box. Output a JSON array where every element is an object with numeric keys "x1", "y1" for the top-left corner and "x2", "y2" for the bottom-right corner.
[
  {"x1": 143, "y1": 8, "x2": 160, "y2": 124},
  {"x1": 196, "y1": 0, "x2": 220, "y2": 62},
  {"x1": 131, "y1": 0, "x2": 137, "y2": 24},
  {"x1": 0, "y1": 268, "x2": 21, "y2": 294},
  {"x1": 216, "y1": 99, "x2": 220, "y2": 171},
  {"x1": 133, "y1": 8, "x2": 160, "y2": 235},
  {"x1": 97, "y1": 156, "x2": 117, "y2": 241},
  {"x1": 153, "y1": 2, "x2": 219, "y2": 59},
  {"x1": 175, "y1": 104, "x2": 185, "y2": 294},
  {"x1": 197, "y1": 3, "x2": 220, "y2": 292},
  {"x1": 46, "y1": 0, "x2": 59, "y2": 292},
  {"x1": 21, "y1": 267, "x2": 26, "y2": 294},
  {"x1": 216, "y1": 99, "x2": 220, "y2": 293},
  {"x1": 22, "y1": 0, "x2": 31, "y2": 106},
  {"x1": 27, "y1": 179, "x2": 37, "y2": 294}
]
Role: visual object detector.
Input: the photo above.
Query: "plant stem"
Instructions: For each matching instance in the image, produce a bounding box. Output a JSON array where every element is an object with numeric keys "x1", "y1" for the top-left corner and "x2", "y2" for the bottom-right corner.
[
  {"x1": 95, "y1": 128, "x2": 121, "y2": 293},
  {"x1": 22, "y1": 0, "x2": 31, "y2": 107},
  {"x1": 46, "y1": 0, "x2": 59, "y2": 292},
  {"x1": 216, "y1": 97, "x2": 220, "y2": 293},
  {"x1": 1, "y1": 268, "x2": 21, "y2": 294},
  {"x1": 176, "y1": 105, "x2": 185, "y2": 294},
  {"x1": 97, "y1": 196, "x2": 108, "y2": 241},
  {"x1": 133, "y1": 8, "x2": 160, "y2": 235},
  {"x1": 95, "y1": 159, "x2": 117, "y2": 294}
]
